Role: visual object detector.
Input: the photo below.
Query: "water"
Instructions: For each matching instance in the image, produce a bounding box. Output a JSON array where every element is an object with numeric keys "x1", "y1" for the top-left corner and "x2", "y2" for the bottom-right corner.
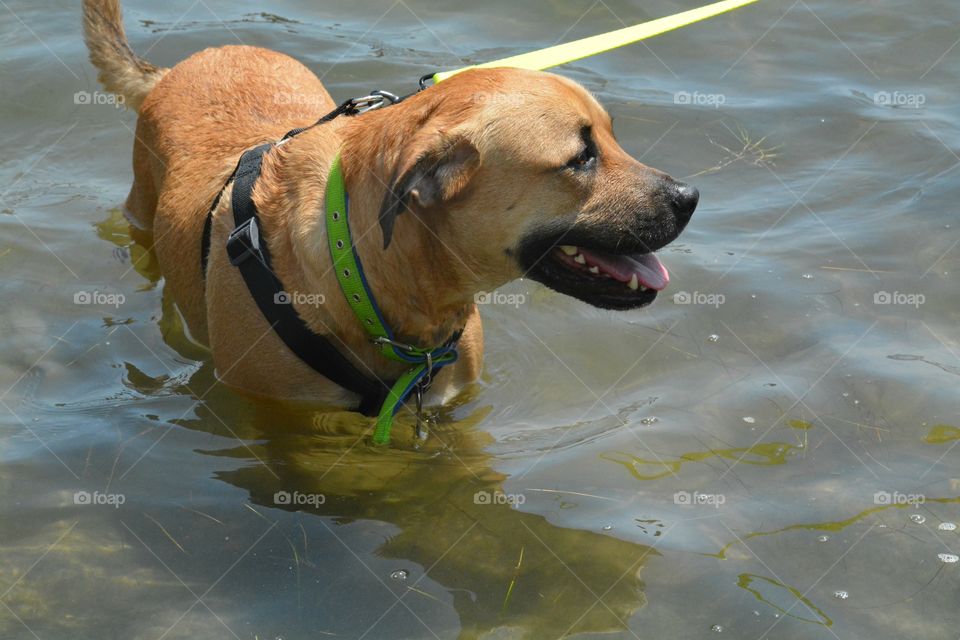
[{"x1": 2, "y1": 0, "x2": 959, "y2": 638}]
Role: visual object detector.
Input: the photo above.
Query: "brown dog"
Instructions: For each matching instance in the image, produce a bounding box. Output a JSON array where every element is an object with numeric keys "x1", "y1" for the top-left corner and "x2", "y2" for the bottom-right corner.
[{"x1": 82, "y1": 0, "x2": 697, "y2": 412}]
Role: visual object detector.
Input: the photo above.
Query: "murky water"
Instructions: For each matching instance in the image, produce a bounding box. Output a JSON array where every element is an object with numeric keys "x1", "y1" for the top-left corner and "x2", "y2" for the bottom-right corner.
[{"x1": 2, "y1": 1, "x2": 959, "y2": 638}]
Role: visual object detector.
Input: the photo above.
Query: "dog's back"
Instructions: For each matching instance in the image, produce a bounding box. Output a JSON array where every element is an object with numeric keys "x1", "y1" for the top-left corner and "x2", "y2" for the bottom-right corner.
[{"x1": 81, "y1": 0, "x2": 335, "y2": 342}]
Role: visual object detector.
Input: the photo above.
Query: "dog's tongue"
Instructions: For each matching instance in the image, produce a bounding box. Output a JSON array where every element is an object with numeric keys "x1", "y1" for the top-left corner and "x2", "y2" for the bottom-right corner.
[{"x1": 579, "y1": 249, "x2": 670, "y2": 290}]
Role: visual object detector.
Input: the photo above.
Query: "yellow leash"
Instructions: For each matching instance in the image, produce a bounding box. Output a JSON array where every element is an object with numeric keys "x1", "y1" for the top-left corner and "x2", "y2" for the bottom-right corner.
[{"x1": 434, "y1": 0, "x2": 760, "y2": 83}]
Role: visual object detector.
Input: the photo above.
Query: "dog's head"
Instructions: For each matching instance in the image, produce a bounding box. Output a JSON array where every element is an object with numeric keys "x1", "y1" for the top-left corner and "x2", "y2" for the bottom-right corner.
[{"x1": 367, "y1": 68, "x2": 697, "y2": 310}]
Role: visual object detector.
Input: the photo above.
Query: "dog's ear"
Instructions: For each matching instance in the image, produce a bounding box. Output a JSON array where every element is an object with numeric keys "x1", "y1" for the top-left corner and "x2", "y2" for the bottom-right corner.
[{"x1": 379, "y1": 136, "x2": 480, "y2": 249}]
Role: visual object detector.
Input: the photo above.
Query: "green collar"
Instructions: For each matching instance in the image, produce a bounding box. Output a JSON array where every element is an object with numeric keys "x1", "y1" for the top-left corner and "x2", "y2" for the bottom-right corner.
[{"x1": 325, "y1": 153, "x2": 460, "y2": 445}]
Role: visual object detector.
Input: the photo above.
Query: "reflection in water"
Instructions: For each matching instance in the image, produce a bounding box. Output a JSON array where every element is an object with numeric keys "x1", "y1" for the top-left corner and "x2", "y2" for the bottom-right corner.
[
  {"x1": 601, "y1": 441, "x2": 796, "y2": 481},
  {"x1": 888, "y1": 354, "x2": 960, "y2": 377},
  {"x1": 97, "y1": 210, "x2": 211, "y2": 361},
  {"x1": 923, "y1": 424, "x2": 960, "y2": 444},
  {"x1": 737, "y1": 573, "x2": 832, "y2": 626},
  {"x1": 94, "y1": 209, "x2": 161, "y2": 286},
  {"x1": 154, "y1": 378, "x2": 659, "y2": 638},
  {"x1": 713, "y1": 497, "x2": 960, "y2": 561}
]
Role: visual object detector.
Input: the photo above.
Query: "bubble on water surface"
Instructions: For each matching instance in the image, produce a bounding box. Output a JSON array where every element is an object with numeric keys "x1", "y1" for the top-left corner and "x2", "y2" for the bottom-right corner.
[
  {"x1": 390, "y1": 569, "x2": 409, "y2": 581},
  {"x1": 742, "y1": 416, "x2": 756, "y2": 424},
  {"x1": 938, "y1": 522, "x2": 957, "y2": 531},
  {"x1": 640, "y1": 416, "x2": 658, "y2": 425},
  {"x1": 802, "y1": 273, "x2": 814, "y2": 279},
  {"x1": 710, "y1": 624, "x2": 724, "y2": 632},
  {"x1": 707, "y1": 334, "x2": 720, "y2": 343},
  {"x1": 833, "y1": 590, "x2": 849, "y2": 600},
  {"x1": 817, "y1": 535, "x2": 830, "y2": 542},
  {"x1": 602, "y1": 524, "x2": 613, "y2": 531},
  {"x1": 937, "y1": 553, "x2": 958, "y2": 564},
  {"x1": 909, "y1": 514, "x2": 926, "y2": 524}
]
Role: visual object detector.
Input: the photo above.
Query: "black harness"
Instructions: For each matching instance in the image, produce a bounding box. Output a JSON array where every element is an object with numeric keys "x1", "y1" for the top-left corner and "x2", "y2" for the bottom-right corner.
[{"x1": 199, "y1": 93, "x2": 408, "y2": 415}]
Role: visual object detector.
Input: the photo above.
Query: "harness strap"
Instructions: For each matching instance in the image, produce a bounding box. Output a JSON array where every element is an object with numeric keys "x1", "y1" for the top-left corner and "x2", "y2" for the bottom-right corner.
[
  {"x1": 223, "y1": 143, "x2": 389, "y2": 414},
  {"x1": 201, "y1": 92, "x2": 404, "y2": 275},
  {"x1": 201, "y1": 158, "x2": 240, "y2": 275}
]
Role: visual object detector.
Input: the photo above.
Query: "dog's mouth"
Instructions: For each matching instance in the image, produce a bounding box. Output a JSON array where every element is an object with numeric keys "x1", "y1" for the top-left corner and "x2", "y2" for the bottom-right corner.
[{"x1": 518, "y1": 234, "x2": 672, "y2": 310}]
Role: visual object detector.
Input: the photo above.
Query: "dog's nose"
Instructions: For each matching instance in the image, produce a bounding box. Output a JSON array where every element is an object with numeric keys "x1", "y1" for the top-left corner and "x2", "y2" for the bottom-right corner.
[{"x1": 669, "y1": 182, "x2": 699, "y2": 221}]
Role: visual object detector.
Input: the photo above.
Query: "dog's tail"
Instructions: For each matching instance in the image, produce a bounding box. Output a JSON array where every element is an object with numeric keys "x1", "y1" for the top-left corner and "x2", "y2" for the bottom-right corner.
[{"x1": 82, "y1": 0, "x2": 167, "y2": 112}]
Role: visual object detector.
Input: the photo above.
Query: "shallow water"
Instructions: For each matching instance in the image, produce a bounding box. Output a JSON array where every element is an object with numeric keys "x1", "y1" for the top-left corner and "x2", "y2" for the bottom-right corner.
[{"x1": 1, "y1": 0, "x2": 959, "y2": 638}]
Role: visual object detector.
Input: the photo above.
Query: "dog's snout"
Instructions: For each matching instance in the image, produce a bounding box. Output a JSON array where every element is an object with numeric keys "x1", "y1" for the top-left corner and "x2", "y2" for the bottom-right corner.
[{"x1": 669, "y1": 182, "x2": 699, "y2": 221}]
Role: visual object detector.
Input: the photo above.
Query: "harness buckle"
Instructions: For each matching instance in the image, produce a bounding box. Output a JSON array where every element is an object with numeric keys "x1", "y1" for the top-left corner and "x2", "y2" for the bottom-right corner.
[{"x1": 226, "y1": 217, "x2": 263, "y2": 266}]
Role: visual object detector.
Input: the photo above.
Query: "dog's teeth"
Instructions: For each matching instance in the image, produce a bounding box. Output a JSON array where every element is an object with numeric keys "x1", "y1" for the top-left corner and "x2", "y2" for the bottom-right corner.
[
  {"x1": 560, "y1": 245, "x2": 578, "y2": 256},
  {"x1": 589, "y1": 266, "x2": 600, "y2": 275},
  {"x1": 628, "y1": 274, "x2": 639, "y2": 290},
  {"x1": 574, "y1": 254, "x2": 586, "y2": 264}
]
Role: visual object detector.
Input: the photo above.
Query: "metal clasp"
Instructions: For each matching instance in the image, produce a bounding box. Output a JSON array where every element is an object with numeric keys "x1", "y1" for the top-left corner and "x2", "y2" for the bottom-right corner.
[{"x1": 350, "y1": 90, "x2": 401, "y2": 114}]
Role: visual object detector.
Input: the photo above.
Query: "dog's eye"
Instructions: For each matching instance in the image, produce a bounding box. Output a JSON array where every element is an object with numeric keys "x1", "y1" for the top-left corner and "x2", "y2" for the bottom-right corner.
[
  {"x1": 566, "y1": 128, "x2": 597, "y2": 171},
  {"x1": 568, "y1": 146, "x2": 596, "y2": 170}
]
